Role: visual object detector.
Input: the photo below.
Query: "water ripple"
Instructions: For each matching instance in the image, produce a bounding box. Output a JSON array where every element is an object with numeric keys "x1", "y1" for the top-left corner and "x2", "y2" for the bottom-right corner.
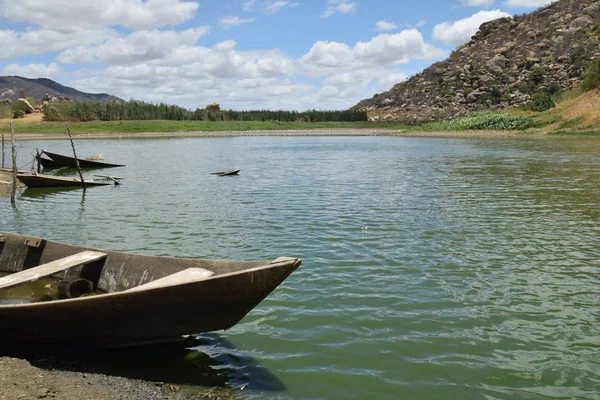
[{"x1": 2, "y1": 136, "x2": 600, "y2": 399}]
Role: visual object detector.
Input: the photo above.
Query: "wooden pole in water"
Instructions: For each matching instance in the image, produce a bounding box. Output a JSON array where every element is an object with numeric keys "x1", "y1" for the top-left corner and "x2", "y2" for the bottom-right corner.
[
  {"x1": 66, "y1": 124, "x2": 86, "y2": 187},
  {"x1": 10, "y1": 122, "x2": 17, "y2": 205},
  {"x1": 35, "y1": 148, "x2": 41, "y2": 173},
  {"x1": 2, "y1": 133, "x2": 5, "y2": 168}
]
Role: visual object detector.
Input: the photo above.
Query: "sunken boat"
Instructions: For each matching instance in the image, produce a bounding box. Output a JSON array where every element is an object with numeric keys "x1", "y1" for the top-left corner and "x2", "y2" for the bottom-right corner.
[
  {"x1": 16, "y1": 173, "x2": 116, "y2": 188},
  {"x1": 38, "y1": 150, "x2": 125, "y2": 169},
  {"x1": 0, "y1": 231, "x2": 300, "y2": 347},
  {"x1": 211, "y1": 169, "x2": 241, "y2": 176}
]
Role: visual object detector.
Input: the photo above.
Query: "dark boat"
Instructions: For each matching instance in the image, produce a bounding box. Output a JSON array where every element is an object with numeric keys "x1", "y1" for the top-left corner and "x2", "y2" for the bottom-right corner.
[
  {"x1": 0, "y1": 231, "x2": 301, "y2": 347},
  {"x1": 38, "y1": 151, "x2": 125, "y2": 169},
  {"x1": 211, "y1": 169, "x2": 241, "y2": 176},
  {"x1": 16, "y1": 173, "x2": 116, "y2": 188}
]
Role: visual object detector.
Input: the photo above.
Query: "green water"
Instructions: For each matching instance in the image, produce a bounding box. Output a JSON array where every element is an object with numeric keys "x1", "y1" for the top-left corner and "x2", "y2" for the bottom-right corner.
[{"x1": 1, "y1": 135, "x2": 599, "y2": 399}]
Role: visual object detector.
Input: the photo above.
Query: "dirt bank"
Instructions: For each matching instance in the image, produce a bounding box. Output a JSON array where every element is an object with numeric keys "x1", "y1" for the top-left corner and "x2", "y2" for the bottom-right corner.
[
  {"x1": 0, "y1": 169, "x2": 24, "y2": 197},
  {"x1": 0, "y1": 357, "x2": 233, "y2": 400}
]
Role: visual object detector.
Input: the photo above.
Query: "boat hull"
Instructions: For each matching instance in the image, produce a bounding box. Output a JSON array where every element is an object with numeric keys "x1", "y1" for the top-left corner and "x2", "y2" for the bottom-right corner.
[
  {"x1": 16, "y1": 173, "x2": 112, "y2": 188},
  {"x1": 0, "y1": 232, "x2": 300, "y2": 347},
  {"x1": 211, "y1": 169, "x2": 241, "y2": 176}
]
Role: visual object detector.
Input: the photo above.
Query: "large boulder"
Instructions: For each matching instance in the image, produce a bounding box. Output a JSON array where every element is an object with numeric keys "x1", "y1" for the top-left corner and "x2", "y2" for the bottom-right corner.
[
  {"x1": 15, "y1": 98, "x2": 34, "y2": 113},
  {"x1": 569, "y1": 15, "x2": 594, "y2": 31},
  {"x1": 485, "y1": 54, "x2": 509, "y2": 74},
  {"x1": 42, "y1": 93, "x2": 59, "y2": 102}
]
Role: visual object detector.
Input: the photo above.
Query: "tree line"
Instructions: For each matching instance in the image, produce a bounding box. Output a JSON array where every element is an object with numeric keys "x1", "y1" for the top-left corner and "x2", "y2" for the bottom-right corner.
[{"x1": 42, "y1": 100, "x2": 368, "y2": 122}]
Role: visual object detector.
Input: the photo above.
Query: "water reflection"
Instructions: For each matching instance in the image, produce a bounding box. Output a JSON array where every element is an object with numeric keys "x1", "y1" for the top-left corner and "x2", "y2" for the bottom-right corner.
[
  {"x1": 21, "y1": 186, "x2": 85, "y2": 199},
  {"x1": 0, "y1": 335, "x2": 286, "y2": 392}
]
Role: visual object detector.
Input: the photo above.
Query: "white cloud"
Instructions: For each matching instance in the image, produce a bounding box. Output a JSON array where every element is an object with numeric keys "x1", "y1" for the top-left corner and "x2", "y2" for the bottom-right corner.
[
  {"x1": 0, "y1": 0, "x2": 200, "y2": 31},
  {"x1": 464, "y1": 0, "x2": 495, "y2": 7},
  {"x1": 321, "y1": 0, "x2": 356, "y2": 18},
  {"x1": 68, "y1": 72, "x2": 316, "y2": 110},
  {"x1": 375, "y1": 21, "x2": 398, "y2": 31},
  {"x1": 219, "y1": 15, "x2": 256, "y2": 29},
  {"x1": 432, "y1": 9, "x2": 511, "y2": 46},
  {"x1": 242, "y1": 0, "x2": 257, "y2": 11},
  {"x1": 505, "y1": 0, "x2": 556, "y2": 7},
  {"x1": 300, "y1": 29, "x2": 445, "y2": 76},
  {"x1": 0, "y1": 28, "x2": 116, "y2": 59},
  {"x1": 57, "y1": 27, "x2": 210, "y2": 65},
  {"x1": 263, "y1": 1, "x2": 299, "y2": 15},
  {"x1": 323, "y1": 68, "x2": 407, "y2": 91},
  {"x1": 57, "y1": 47, "x2": 99, "y2": 64},
  {"x1": 1, "y1": 62, "x2": 60, "y2": 78},
  {"x1": 354, "y1": 30, "x2": 444, "y2": 64}
]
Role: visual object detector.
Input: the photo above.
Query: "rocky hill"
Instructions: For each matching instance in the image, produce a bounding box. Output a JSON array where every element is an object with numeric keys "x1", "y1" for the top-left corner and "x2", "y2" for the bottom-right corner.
[
  {"x1": 0, "y1": 76, "x2": 122, "y2": 103},
  {"x1": 354, "y1": 0, "x2": 600, "y2": 123}
]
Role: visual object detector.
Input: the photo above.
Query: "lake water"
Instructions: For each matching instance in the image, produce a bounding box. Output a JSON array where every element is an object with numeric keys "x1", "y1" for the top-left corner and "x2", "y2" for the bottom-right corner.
[{"x1": 1, "y1": 135, "x2": 599, "y2": 399}]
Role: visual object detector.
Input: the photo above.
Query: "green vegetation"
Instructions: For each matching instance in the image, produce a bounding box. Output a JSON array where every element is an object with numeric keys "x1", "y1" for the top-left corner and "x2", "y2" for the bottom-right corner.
[
  {"x1": 423, "y1": 111, "x2": 537, "y2": 131},
  {"x1": 530, "y1": 91, "x2": 555, "y2": 112},
  {"x1": 11, "y1": 100, "x2": 30, "y2": 115},
  {"x1": 43, "y1": 100, "x2": 368, "y2": 123},
  {"x1": 557, "y1": 116, "x2": 584, "y2": 130},
  {"x1": 581, "y1": 58, "x2": 600, "y2": 91},
  {"x1": 0, "y1": 104, "x2": 11, "y2": 119},
  {"x1": 0, "y1": 119, "x2": 409, "y2": 135},
  {"x1": 13, "y1": 110, "x2": 25, "y2": 118}
]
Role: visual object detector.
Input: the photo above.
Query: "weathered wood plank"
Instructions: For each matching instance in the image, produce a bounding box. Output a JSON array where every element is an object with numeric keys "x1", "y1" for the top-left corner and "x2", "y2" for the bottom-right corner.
[
  {"x1": 125, "y1": 268, "x2": 214, "y2": 292},
  {"x1": 0, "y1": 251, "x2": 106, "y2": 290}
]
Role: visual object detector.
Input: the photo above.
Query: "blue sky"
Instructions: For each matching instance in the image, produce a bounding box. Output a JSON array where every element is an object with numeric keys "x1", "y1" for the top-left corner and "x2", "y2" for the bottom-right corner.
[{"x1": 0, "y1": 0, "x2": 556, "y2": 110}]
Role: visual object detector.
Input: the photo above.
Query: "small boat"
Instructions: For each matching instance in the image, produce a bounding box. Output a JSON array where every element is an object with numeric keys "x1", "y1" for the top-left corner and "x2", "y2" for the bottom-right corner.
[
  {"x1": 0, "y1": 231, "x2": 301, "y2": 347},
  {"x1": 16, "y1": 173, "x2": 117, "y2": 188},
  {"x1": 38, "y1": 150, "x2": 125, "y2": 169},
  {"x1": 211, "y1": 169, "x2": 241, "y2": 176}
]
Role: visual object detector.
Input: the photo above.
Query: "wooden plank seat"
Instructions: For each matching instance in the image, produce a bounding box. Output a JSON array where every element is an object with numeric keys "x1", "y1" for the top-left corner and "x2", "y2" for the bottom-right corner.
[
  {"x1": 0, "y1": 251, "x2": 107, "y2": 290},
  {"x1": 125, "y1": 268, "x2": 215, "y2": 292}
]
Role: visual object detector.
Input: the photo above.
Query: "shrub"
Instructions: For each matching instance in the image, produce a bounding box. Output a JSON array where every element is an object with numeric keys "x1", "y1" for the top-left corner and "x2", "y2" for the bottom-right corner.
[
  {"x1": 581, "y1": 58, "x2": 600, "y2": 92},
  {"x1": 11, "y1": 100, "x2": 30, "y2": 114},
  {"x1": 42, "y1": 104, "x2": 63, "y2": 122},
  {"x1": 530, "y1": 91, "x2": 555, "y2": 112},
  {"x1": 13, "y1": 110, "x2": 25, "y2": 118},
  {"x1": 0, "y1": 104, "x2": 12, "y2": 119},
  {"x1": 529, "y1": 66, "x2": 547, "y2": 85}
]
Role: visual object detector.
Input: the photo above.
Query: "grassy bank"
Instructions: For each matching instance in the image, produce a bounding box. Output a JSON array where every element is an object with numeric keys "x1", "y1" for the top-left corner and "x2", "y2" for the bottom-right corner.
[{"x1": 0, "y1": 119, "x2": 410, "y2": 135}]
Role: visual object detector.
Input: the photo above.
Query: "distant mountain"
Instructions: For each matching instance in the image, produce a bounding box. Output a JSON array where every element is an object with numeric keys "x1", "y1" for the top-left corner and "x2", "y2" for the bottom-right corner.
[
  {"x1": 0, "y1": 76, "x2": 123, "y2": 103},
  {"x1": 353, "y1": 0, "x2": 600, "y2": 123}
]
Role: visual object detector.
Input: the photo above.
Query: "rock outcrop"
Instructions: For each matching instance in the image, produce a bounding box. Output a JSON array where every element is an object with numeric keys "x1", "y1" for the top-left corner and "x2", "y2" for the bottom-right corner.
[
  {"x1": 354, "y1": 0, "x2": 600, "y2": 123},
  {"x1": 15, "y1": 98, "x2": 35, "y2": 113}
]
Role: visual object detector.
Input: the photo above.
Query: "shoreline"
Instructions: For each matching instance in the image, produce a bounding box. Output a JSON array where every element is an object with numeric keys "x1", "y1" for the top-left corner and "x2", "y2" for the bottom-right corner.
[
  {"x1": 0, "y1": 357, "x2": 218, "y2": 400},
  {"x1": 7, "y1": 128, "x2": 555, "y2": 140}
]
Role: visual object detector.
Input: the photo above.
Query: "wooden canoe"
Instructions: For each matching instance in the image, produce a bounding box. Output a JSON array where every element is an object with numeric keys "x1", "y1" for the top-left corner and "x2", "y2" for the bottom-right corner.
[
  {"x1": 211, "y1": 169, "x2": 241, "y2": 176},
  {"x1": 39, "y1": 151, "x2": 125, "y2": 169},
  {"x1": 16, "y1": 173, "x2": 113, "y2": 188},
  {"x1": 0, "y1": 231, "x2": 301, "y2": 347}
]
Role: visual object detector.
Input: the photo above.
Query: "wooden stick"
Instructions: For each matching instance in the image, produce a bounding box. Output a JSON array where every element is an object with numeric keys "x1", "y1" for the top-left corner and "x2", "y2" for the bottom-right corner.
[
  {"x1": 35, "y1": 148, "x2": 41, "y2": 173},
  {"x1": 1, "y1": 133, "x2": 4, "y2": 168},
  {"x1": 66, "y1": 124, "x2": 85, "y2": 188},
  {"x1": 10, "y1": 122, "x2": 17, "y2": 205}
]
